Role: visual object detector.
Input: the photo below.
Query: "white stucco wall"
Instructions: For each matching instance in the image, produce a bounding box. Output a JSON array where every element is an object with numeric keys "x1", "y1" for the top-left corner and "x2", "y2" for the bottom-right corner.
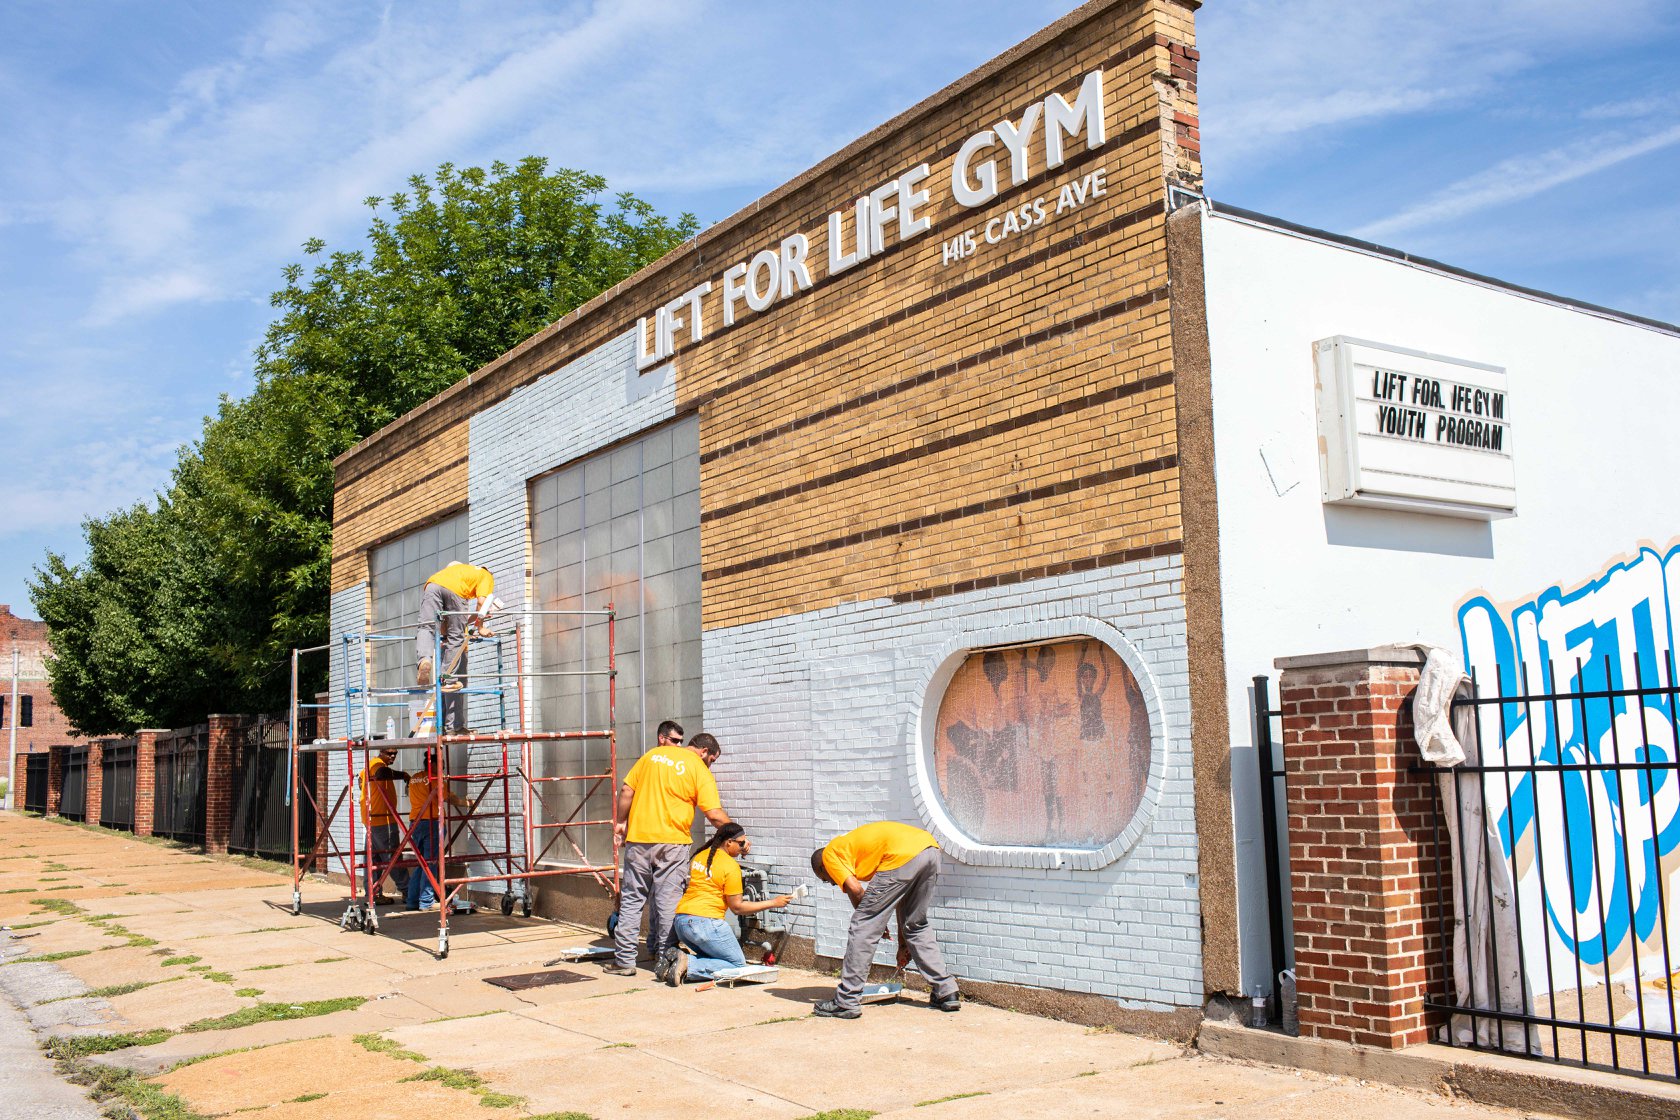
[{"x1": 1198, "y1": 206, "x2": 1680, "y2": 992}]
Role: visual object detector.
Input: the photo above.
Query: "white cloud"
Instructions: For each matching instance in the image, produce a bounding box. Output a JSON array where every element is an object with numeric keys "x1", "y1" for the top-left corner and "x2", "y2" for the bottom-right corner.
[{"x1": 1354, "y1": 120, "x2": 1680, "y2": 240}]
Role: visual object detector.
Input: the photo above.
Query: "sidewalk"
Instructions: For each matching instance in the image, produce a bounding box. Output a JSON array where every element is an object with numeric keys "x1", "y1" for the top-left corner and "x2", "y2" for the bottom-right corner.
[{"x1": 0, "y1": 811, "x2": 1583, "y2": 1119}]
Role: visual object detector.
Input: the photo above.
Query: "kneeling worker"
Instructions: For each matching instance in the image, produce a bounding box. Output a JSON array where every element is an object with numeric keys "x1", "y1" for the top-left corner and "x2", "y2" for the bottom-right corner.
[
  {"x1": 667, "y1": 823, "x2": 790, "y2": 985},
  {"x1": 810, "y1": 821, "x2": 960, "y2": 1018}
]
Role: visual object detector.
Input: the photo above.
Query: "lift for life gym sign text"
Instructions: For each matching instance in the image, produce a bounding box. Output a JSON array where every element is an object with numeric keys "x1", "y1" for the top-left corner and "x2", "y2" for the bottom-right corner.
[
  {"x1": 635, "y1": 70, "x2": 1110, "y2": 370},
  {"x1": 1315, "y1": 336, "x2": 1517, "y2": 520}
]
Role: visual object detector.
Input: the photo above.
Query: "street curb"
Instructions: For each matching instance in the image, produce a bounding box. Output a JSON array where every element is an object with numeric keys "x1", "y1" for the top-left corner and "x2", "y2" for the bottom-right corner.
[{"x1": 1197, "y1": 1020, "x2": 1680, "y2": 1120}]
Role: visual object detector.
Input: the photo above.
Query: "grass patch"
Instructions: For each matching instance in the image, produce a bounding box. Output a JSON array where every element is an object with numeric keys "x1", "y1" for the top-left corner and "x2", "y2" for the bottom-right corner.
[
  {"x1": 13, "y1": 948, "x2": 93, "y2": 963},
  {"x1": 401, "y1": 1066, "x2": 523, "y2": 1109},
  {"x1": 187, "y1": 964, "x2": 211, "y2": 972},
  {"x1": 246, "y1": 962, "x2": 287, "y2": 971},
  {"x1": 802, "y1": 1112, "x2": 877, "y2": 1120},
  {"x1": 181, "y1": 997, "x2": 366, "y2": 1033},
  {"x1": 202, "y1": 971, "x2": 236, "y2": 984},
  {"x1": 55, "y1": 1054, "x2": 209, "y2": 1120},
  {"x1": 82, "y1": 912, "x2": 123, "y2": 922},
  {"x1": 31, "y1": 898, "x2": 83, "y2": 916},
  {"x1": 234, "y1": 987, "x2": 263, "y2": 998},
  {"x1": 39, "y1": 876, "x2": 65, "y2": 882},
  {"x1": 43, "y1": 884, "x2": 78, "y2": 891},
  {"x1": 36, "y1": 978, "x2": 179, "y2": 1004},
  {"x1": 313, "y1": 956, "x2": 349, "y2": 964},
  {"x1": 6, "y1": 919, "x2": 54, "y2": 929},
  {"x1": 290, "y1": 1093, "x2": 327, "y2": 1103},
  {"x1": 916, "y1": 1092, "x2": 988, "y2": 1106},
  {"x1": 423, "y1": 1009, "x2": 503, "y2": 1025},
  {"x1": 525, "y1": 1114, "x2": 596, "y2": 1120},
  {"x1": 755, "y1": 1015, "x2": 803, "y2": 1025},
  {"x1": 584, "y1": 986, "x2": 644, "y2": 999},
  {"x1": 600, "y1": 1041, "x2": 634, "y2": 1049},
  {"x1": 353, "y1": 1032, "x2": 426, "y2": 1062},
  {"x1": 161, "y1": 955, "x2": 201, "y2": 967},
  {"x1": 0, "y1": 886, "x2": 36, "y2": 894},
  {"x1": 45, "y1": 1028, "x2": 173, "y2": 1058},
  {"x1": 236, "y1": 925, "x2": 297, "y2": 935}
]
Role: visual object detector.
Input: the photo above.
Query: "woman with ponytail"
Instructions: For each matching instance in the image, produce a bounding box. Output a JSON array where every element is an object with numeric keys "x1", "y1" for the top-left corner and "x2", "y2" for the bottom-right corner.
[{"x1": 667, "y1": 822, "x2": 790, "y2": 986}]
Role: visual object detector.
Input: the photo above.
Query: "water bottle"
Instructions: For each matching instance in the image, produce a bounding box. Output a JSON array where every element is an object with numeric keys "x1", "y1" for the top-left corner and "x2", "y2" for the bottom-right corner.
[
  {"x1": 1249, "y1": 983, "x2": 1268, "y2": 1028},
  {"x1": 385, "y1": 717, "x2": 397, "y2": 741}
]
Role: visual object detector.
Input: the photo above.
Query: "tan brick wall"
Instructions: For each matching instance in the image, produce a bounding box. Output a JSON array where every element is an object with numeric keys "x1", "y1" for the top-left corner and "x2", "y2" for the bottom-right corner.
[{"x1": 332, "y1": 0, "x2": 1201, "y2": 632}]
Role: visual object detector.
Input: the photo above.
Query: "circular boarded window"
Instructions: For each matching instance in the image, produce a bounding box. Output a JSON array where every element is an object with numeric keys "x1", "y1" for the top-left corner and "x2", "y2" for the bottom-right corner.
[{"x1": 932, "y1": 637, "x2": 1152, "y2": 848}]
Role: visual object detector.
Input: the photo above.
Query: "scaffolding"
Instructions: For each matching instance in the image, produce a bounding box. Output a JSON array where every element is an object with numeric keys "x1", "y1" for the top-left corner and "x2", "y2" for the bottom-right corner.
[{"x1": 286, "y1": 607, "x2": 619, "y2": 958}]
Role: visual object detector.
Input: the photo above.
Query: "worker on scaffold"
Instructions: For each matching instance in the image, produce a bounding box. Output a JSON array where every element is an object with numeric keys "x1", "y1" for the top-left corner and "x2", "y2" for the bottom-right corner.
[{"x1": 415, "y1": 562, "x2": 502, "y2": 733}]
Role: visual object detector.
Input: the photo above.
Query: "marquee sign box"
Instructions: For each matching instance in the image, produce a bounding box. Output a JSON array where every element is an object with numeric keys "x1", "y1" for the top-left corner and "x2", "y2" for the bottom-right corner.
[{"x1": 1314, "y1": 336, "x2": 1516, "y2": 520}]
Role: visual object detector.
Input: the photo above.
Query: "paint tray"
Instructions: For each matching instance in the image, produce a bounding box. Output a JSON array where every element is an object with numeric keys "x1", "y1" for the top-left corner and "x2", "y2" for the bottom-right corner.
[
  {"x1": 548, "y1": 945, "x2": 614, "y2": 963},
  {"x1": 859, "y1": 981, "x2": 903, "y2": 1004},
  {"x1": 711, "y1": 965, "x2": 780, "y2": 986}
]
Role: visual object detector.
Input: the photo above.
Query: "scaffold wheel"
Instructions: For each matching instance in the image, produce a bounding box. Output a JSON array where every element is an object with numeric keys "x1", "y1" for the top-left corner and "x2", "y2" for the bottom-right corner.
[
  {"x1": 291, "y1": 890, "x2": 302, "y2": 917},
  {"x1": 521, "y1": 895, "x2": 532, "y2": 918},
  {"x1": 339, "y1": 904, "x2": 361, "y2": 932},
  {"x1": 436, "y1": 931, "x2": 449, "y2": 960},
  {"x1": 362, "y1": 903, "x2": 377, "y2": 935},
  {"x1": 500, "y1": 892, "x2": 515, "y2": 916}
]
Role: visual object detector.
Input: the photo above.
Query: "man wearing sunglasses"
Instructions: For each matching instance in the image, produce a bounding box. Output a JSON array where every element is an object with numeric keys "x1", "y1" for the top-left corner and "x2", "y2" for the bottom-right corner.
[{"x1": 606, "y1": 721, "x2": 730, "y2": 977}]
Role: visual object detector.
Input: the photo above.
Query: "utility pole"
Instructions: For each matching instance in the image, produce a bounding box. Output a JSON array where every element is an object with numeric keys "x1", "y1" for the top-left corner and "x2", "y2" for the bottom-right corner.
[{"x1": 6, "y1": 649, "x2": 17, "y2": 811}]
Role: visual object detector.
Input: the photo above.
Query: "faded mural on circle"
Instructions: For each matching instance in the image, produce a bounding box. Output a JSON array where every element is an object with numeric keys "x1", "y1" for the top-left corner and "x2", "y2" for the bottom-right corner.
[
  {"x1": 1458, "y1": 540, "x2": 1680, "y2": 1000},
  {"x1": 933, "y1": 637, "x2": 1152, "y2": 848}
]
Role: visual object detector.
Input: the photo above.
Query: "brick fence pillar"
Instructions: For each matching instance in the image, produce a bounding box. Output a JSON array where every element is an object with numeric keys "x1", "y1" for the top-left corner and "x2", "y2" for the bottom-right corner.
[
  {"x1": 1273, "y1": 645, "x2": 1448, "y2": 1050},
  {"x1": 46, "y1": 746, "x2": 64, "y2": 815},
  {"x1": 134, "y1": 730, "x2": 164, "y2": 836},
  {"x1": 204, "y1": 714, "x2": 250, "y2": 854},
  {"x1": 84, "y1": 740, "x2": 106, "y2": 827}
]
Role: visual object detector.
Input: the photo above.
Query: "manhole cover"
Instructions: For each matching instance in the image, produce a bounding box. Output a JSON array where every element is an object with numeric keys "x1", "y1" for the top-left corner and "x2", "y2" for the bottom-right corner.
[{"x1": 484, "y1": 969, "x2": 593, "y2": 991}]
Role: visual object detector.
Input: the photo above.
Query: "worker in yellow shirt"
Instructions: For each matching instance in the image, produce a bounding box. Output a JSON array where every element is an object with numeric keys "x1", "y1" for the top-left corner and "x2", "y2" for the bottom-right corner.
[
  {"x1": 606, "y1": 724, "x2": 730, "y2": 978},
  {"x1": 667, "y1": 823, "x2": 790, "y2": 986},
  {"x1": 415, "y1": 562, "x2": 502, "y2": 733},
  {"x1": 405, "y1": 770, "x2": 469, "y2": 911},
  {"x1": 358, "y1": 745, "x2": 411, "y2": 903},
  {"x1": 809, "y1": 821, "x2": 960, "y2": 1018}
]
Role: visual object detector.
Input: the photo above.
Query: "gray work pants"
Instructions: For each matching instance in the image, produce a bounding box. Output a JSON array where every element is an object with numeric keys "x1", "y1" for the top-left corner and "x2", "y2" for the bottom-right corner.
[
  {"x1": 614, "y1": 842, "x2": 691, "y2": 968},
  {"x1": 835, "y1": 847, "x2": 957, "y2": 1009},
  {"x1": 417, "y1": 582, "x2": 468, "y2": 732}
]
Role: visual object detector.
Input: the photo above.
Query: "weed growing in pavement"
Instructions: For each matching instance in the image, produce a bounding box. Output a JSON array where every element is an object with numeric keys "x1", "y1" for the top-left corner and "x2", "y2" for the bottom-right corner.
[
  {"x1": 31, "y1": 898, "x2": 83, "y2": 916},
  {"x1": 234, "y1": 988, "x2": 262, "y2": 998},
  {"x1": 524, "y1": 1113, "x2": 596, "y2": 1120},
  {"x1": 1, "y1": 887, "x2": 36, "y2": 894},
  {"x1": 12, "y1": 949, "x2": 93, "y2": 963},
  {"x1": 422, "y1": 1010, "x2": 503, "y2": 1025},
  {"x1": 754, "y1": 1015, "x2": 803, "y2": 1025},
  {"x1": 45, "y1": 1029, "x2": 173, "y2": 1058},
  {"x1": 600, "y1": 1042, "x2": 634, "y2": 1049},
  {"x1": 245, "y1": 963, "x2": 287, "y2": 971},
  {"x1": 6, "y1": 919, "x2": 54, "y2": 929},
  {"x1": 39, "y1": 876, "x2": 65, "y2": 882},
  {"x1": 187, "y1": 964, "x2": 211, "y2": 972},
  {"x1": 82, "y1": 913, "x2": 123, "y2": 922},
  {"x1": 290, "y1": 1093, "x2": 327, "y2": 1103},
  {"x1": 161, "y1": 955, "x2": 201, "y2": 967},
  {"x1": 915, "y1": 1092, "x2": 988, "y2": 1106},
  {"x1": 179, "y1": 997, "x2": 366, "y2": 1033},
  {"x1": 401, "y1": 1066, "x2": 524, "y2": 1109},
  {"x1": 352, "y1": 1032, "x2": 426, "y2": 1062},
  {"x1": 54, "y1": 1054, "x2": 208, "y2": 1120},
  {"x1": 35, "y1": 978, "x2": 180, "y2": 1004},
  {"x1": 801, "y1": 1112, "x2": 877, "y2": 1120},
  {"x1": 313, "y1": 956, "x2": 349, "y2": 964},
  {"x1": 202, "y1": 971, "x2": 236, "y2": 984}
]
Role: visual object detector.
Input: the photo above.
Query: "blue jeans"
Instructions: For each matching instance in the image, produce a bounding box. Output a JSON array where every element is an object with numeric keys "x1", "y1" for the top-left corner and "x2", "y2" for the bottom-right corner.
[
  {"x1": 406, "y1": 819, "x2": 439, "y2": 909},
  {"x1": 673, "y1": 914, "x2": 745, "y2": 980}
]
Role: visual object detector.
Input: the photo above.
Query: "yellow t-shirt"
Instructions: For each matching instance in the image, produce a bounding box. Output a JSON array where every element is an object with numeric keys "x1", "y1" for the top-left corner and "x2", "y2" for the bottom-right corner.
[
  {"x1": 359, "y1": 758, "x2": 401, "y2": 826},
  {"x1": 675, "y1": 847, "x2": 743, "y2": 920},
  {"x1": 822, "y1": 822, "x2": 937, "y2": 886},
  {"x1": 407, "y1": 777, "x2": 465, "y2": 823},
  {"x1": 426, "y1": 562, "x2": 495, "y2": 601},
  {"x1": 623, "y1": 745, "x2": 721, "y2": 845}
]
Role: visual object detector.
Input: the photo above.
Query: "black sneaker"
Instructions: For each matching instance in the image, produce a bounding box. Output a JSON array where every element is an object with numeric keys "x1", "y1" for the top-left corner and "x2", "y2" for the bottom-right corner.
[
  {"x1": 812, "y1": 999, "x2": 861, "y2": 1019},
  {"x1": 932, "y1": 992, "x2": 961, "y2": 1012},
  {"x1": 653, "y1": 946, "x2": 677, "y2": 984}
]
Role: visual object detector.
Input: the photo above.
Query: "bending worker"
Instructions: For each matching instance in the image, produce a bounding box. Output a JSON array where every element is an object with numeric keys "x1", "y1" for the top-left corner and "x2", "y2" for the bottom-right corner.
[
  {"x1": 810, "y1": 821, "x2": 960, "y2": 1018},
  {"x1": 606, "y1": 724, "x2": 729, "y2": 978},
  {"x1": 416, "y1": 561, "x2": 502, "y2": 733},
  {"x1": 666, "y1": 822, "x2": 790, "y2": 986}
]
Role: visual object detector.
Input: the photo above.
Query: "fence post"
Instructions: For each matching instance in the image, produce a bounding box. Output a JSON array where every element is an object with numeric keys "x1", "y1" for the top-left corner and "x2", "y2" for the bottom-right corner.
[
  {"x1": 133, "y1": 730, "x2": 163, "y2": 836},
  {"x1": 1273, "y1": 645, "x2": 1447, "y2": 1049},
  {"x1": 84, "y1": 740, "x2": 106, "y2": 828},
  {"x1": 46, "y1": 745, "x2": 64, "y2": 816},
  {"x1": 204, "y1": 714, "x2": 250, "y2": 854}
]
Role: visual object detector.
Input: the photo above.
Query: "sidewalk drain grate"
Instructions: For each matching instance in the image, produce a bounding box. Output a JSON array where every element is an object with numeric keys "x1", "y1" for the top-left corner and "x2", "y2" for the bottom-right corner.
[{"x1": 484, "y1": 969, "x2": 593, "y2": 991}]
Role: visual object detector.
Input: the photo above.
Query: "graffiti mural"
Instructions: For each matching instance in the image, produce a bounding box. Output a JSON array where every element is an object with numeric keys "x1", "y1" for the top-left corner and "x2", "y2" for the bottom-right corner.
[
  {"x1": 1458, "y1": 541, "x2": 1680, "y2": 993},
  {"x1": 932, "y1": 637, "x2": 1152, "y2": 847}
]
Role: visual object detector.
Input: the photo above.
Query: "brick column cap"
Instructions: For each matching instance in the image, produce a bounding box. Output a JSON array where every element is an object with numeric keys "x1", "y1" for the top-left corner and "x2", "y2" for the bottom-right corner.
[
  {"x1": 1274, "y1": 645, "x2": 1426, "y2": 672},
  {"x1": 136, "y1": 728, "x2": 171, "y2": 734}
]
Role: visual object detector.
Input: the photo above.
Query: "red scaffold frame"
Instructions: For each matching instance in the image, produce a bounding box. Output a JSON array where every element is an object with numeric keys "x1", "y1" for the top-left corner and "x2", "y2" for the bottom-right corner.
[{"x1": 286, "y1": 607, "x2": 619, "y2": 958}]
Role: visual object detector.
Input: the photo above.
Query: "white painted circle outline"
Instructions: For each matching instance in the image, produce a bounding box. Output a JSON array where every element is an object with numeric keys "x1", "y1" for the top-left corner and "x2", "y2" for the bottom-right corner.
[{"x1": 908, "y1": 614, "x2": 1169, "y2": 870}]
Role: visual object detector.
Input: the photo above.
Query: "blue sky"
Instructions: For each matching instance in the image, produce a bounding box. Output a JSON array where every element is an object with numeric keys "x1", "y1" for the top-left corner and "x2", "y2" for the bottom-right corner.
[{"x1": 2, "y1": 0, "x2": 1677, "y2": 619}]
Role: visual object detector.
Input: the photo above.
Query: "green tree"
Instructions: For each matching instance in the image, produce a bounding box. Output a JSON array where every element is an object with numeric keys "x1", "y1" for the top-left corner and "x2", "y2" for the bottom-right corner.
[{"x1": 33, "y1": 158, "x2": 698, "y2": 732}]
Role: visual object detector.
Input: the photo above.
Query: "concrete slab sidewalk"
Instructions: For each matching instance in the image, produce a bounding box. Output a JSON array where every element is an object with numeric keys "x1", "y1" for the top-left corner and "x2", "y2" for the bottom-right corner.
[{"x1": 0, "y1": 811, "x2": 1646, "y2": 1120}]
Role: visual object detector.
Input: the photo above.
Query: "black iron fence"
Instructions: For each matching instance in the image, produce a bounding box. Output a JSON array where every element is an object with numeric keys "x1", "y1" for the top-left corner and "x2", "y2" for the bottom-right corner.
[
  {"x1": 59, "y1": 746, "x2": 88, "y2": 821},
  {"x1": 23, "y1": 753, "x2": 48, "y2": 814},
  {"x1": 1252, "y1": 675, "x2": 1290, "y2": 1018},
  {"x1": 99, "y1": 740, "x2": 137, "y2": 831},
  {"x1": 153, "y1": 725, "x2": 208, "y2": 844},
  {"x1": 1423, "y1": 655, "x2": 1680, "y2": 1082},
  {"x1": 228, "y1": 716, "x2": 314, "y2": 861}
]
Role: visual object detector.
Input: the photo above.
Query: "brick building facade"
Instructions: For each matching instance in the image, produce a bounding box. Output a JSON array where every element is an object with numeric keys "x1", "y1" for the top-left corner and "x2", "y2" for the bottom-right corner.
[{"x1": 0, "y1": 603, "x2": 77, "y2": 789}]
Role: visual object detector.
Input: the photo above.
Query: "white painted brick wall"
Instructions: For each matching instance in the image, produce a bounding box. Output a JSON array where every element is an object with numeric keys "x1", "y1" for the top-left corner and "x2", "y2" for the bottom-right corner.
[{"x1": 703, "y1": 558, "x2": 1202, "y2": 1011}]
